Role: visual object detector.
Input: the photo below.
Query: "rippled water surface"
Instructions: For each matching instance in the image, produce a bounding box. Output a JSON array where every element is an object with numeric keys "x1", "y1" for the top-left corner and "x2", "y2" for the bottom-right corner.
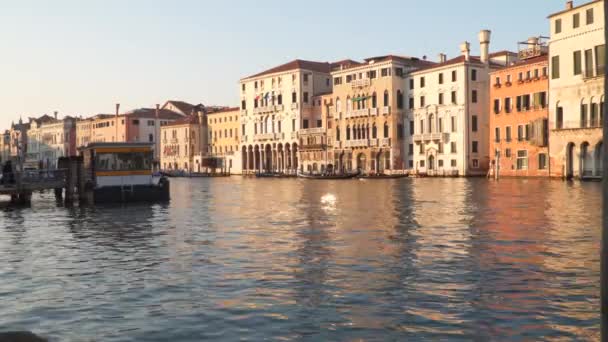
[{"x1": 0, "y1": 178, "x2": 601, "y2": 341}]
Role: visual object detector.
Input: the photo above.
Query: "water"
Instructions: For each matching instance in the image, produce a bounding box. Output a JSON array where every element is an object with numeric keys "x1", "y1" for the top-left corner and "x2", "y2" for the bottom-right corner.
[{"x1": 0, "y1": 178, "x2": 601, "y2": 341}]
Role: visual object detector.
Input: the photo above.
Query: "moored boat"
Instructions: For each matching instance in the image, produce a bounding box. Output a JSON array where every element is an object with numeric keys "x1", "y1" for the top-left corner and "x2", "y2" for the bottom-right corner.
[
  {"x1": 80, "y1": 142, "x2": 170, "y2": 204},
  {"x1": 297, "y1": 171, "x2": 360, "y2": 180}
]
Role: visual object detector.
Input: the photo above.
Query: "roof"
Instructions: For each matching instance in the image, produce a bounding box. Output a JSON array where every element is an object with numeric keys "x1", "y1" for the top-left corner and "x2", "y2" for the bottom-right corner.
[
  {"x1": 489, "y1": 50, "x2": 517, "y2": 57},
  {"x1": 548, "y1": 0, "x2": 602, "y2": 18},
  {"x1": 80, "y1": 142, "x2": 153, "y2": 151},
  {"x1": 206, "y1": 107, "x2": 240, "y2": 115},
  {"x1": 29, "y1": 114, "x2": 57, "y2": 126},
  {"x1": 161, "y1": 115, "x2": 203, "y2": 127},
  {"x1": 333, "y1": 55, "x2": 436, "y2": 73},
  {"x1": 412, "y1": 55, "x2": 504, "y2": 73},
  {"x1": 331, "y1": 59, "x2": 363, "y2": 71},
  {"x1": 242, "y1": 59, "x2": 332, "y2": 80},
  {"x1": 124, "y1": 108, "x2": 185, "y2": 120},
  {"x1": 162, "y1": 100, "x2": 200, "y2": 115},
  {"x1": 490, "y1": 54, "x2": 548, "y2": 74}
]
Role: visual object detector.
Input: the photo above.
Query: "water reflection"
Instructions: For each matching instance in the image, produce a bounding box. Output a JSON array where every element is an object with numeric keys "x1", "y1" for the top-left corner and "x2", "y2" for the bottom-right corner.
[{"x1": 0, "y1": 178, "x2": 601, "y2": 341}]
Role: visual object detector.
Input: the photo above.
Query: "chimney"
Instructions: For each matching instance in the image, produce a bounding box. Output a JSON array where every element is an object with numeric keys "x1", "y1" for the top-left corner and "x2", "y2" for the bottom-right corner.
[
  {"x1": 155, "y1": 104, "x2": 160, "y2": 119},
  {"x1": 53, "y1": 111, "x2": 58, "y2": 120},
  {"x1": 566, "y1": 1, "x2": 573, "y2": 9},
  {"x1": 115, "y1": 103, "x2": 120, "y2": 117},
  {"x1": 438, "y1": 53, "x2": 447, "y2": 63},
  {"x1": 479, "y1": 30, "x2": 491, "y2": 64},
  {"x1": 460, "y1": 42, "x2": 471, "y2": 62},
  {"x1": 527, "y1": 36, "x2": 539, "y2": 49}
]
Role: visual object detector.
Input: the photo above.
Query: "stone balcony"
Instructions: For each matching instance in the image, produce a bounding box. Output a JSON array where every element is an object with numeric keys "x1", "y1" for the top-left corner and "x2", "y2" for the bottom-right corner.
[
  {"x1": 413, "y1": 133, "x2": 450, "y2": 143},
  {"x1": 369, "y1": 108, "x2": 379, "y2": 116},
  {"x1": 381, "y1": 106, "x2": 391, "y2": 115},
  {"x1": 253, "y1": 105, "x2": 284, "y2": 115},
  {"x1": 299, "y1": 127, "x2": 325, "y2": 135},
  {"x1": 344, "y1": 139, "x2": 369, "y2": 148},
  {"x1": 351, "y1": 79, "x2": 371, "y2": 88},
  {"x1": 380, "y1": 138, "x2": 391, "y2": 147},
  {"x1": 254, "y1": 133, "x2": 278, "y2": 142},
  {"x1": 369, "y1": 138, "x2": 378, "y2": 147},
  {"x1": 345, "y1": 109, "x2": 370, "y2": 119}
]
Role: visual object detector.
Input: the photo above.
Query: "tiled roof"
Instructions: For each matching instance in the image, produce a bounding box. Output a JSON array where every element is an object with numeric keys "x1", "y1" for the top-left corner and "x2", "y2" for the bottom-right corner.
[
  {"x1": 491, "y1": 54, "x2": 548, "y2": 74},
  {"x1": 162, "y1": 115, "x2": 202, "y2": 127},
  {"x1": 163, "y1": 100, "x2": 200, "y2": 115},
  {"x1": 125, "y1": 108, "x2": 185, "y2": 120},
  {"x1": 412, "y1": 55, "x2": 504, "y2": 73},
  {"x1": 548, "y1": 0, "x2": 601, "y2": 18},
  {"x1": 331, "y1": 59, "x2": 363, "y2": 70},
  {"x1": 333, "y1": 55, "x2": 436, "y2": 72},
  {"x1": 242, "y1": 59, "x2": 332, "y2": 80},
  {"x1": 207, "y1": 107, "x2": 240, "y2": 115}
]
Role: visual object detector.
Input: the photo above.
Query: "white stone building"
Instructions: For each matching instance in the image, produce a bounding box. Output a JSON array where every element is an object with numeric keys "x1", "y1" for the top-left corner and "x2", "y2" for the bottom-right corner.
[
  {"x1": 239, "y1": 60, "x2": 332, "y2": 174},
  {"x1": 26, "y1": 113, "x2": 76, "y2": 169},
  {"x1": 548, "y1": 0, "x2": 604, "y2": 179},
  {"x1": 407, "y1": 31, "x2": 517, "y2": 176}
]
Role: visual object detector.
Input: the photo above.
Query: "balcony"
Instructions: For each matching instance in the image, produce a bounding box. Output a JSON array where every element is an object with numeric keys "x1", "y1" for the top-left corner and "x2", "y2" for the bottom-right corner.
[
  {"x1": 345, "y1": 108, "x2": 370, "y2": 119},
  {"x1": 351, "y1": 78, "x2": 371, "y2": 88},
  {"x1": 253, "y1": 105, "x2": 281, "y2": 115},
  {"x1": 553, "y1": 120, "x2": 603, "y2": 130},
  {"x1": 413, "y1": 133, "x2": 449, "y2": 143},
  {"x1": 369, "y1": 108, "x2": 379, "y2": 116},
  {"x1": 584, "y1": 67, "x2": 605, "y2": 80},
  {"x1": 254, "y1": 133, "x2": 277, "y2": 141},
  {"x1": 291, "y1": 131, "x2": 298, "y2": 139},
  {"x1": 369, "y1": 138, "x2": 378, "y2": 147},
  {"x1": 240, "y1": 135, "x2": 248, "y2": 143},
  {"x1": 344, "y1": 139, "x2": 369, "y2": 148},
  {"x1": 275, "y1": 104, "x2": 284, "y2": 111},
  {"x1": 381, "y1": 106, "x2": 391, "y2": 115},
  {"x1": 241, "y1": 110, "x2": 248, "y2": 116},
  {"x1": 380, "y1": 138, "x2": 391, "y2": 147},
  {"x1": 299, "y1": 127, "x2": 325, "y2": 135},
  {"x1": 413, "y1": 135, "x2": 423, "y2": 142},
  {"x1": 291, "y1": 103, "x2": 299, "y2": 110}
]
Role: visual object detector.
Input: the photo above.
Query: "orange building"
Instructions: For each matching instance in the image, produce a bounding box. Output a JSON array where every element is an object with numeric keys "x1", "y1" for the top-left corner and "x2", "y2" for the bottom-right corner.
[{"x1": 489, "y1": 38, "x2": 550, "y2": 177}]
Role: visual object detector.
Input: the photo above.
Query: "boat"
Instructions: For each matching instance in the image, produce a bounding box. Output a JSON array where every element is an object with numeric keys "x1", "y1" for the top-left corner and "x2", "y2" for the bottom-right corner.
[
  {"x1": 80, "y1": 142, "x2": 170, "y2": 204},
  {"x1": 358, "y1": 173, "x2": 409, "y2": 179},
  {"x1": 297, "y1": 171, "x2": 360, "y2": 180},
  {"x1": 255, "y1": 172, "x2": 295, "y2": 178}
]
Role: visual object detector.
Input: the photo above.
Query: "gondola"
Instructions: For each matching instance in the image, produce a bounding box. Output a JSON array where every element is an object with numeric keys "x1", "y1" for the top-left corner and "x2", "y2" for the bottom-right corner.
[
  {"x1": 297, "y1": 171, "x2": 360, "y2": 180},
  {"x1": 357, "y1": 173, "x2": 409, "y2": 179}
]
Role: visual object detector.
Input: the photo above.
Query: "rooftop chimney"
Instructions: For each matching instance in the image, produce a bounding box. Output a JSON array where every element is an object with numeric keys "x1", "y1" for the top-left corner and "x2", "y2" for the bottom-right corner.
[
  {"x1": 115, "y1": 103, "x2": 120, "y2": 117},
  {"x1": 527, "y1": 36, "x2": 539, "y2": 48},
  {"x1": 460, "y1": 42, "x2": 471, "y2": 62},
  {"x1": 438, "y1": 53, "x2": 447, "y2": 63},
  {"x1": 479, "y1": 30, "x2": 491, "y2": 64},
  {"x1": 566, "y1": 1, "x2": 574, "y2": 9},
  {"x1": 155, "y1": 104, "x2": 160, "y2": 119},
  {"x1": 53, "y1": 111, "x2": 58, "y2": 120}
]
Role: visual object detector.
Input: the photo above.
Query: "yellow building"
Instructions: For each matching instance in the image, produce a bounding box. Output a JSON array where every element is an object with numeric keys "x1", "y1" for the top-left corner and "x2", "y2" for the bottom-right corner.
[
  {"x1": 329, "y1": 56, "x2": 433, "y2": 174},
  {"x1": 160, "y1": 110, "x2": 207, "y2": 172},
  {"x1": 206, "y1": 107, "x2": 240, "y2": 173}
]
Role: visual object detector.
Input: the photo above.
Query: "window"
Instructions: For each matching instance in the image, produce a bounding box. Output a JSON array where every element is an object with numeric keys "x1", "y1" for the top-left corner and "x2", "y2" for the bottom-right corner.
[
  {"x1": 450, "y1": 142, "x2": 457, "y2": 154},
  {"x1": 555, "y1": 18, "x2": 562, "y2": 33},
  {"x1": 383, "y1": 91, "x2": 389, "y2": 107},
  {"x1": 381, "y1": 68, "x2": 391, "y2": 77},
  {"x1": 383, "y1": 123, "x2": 389, "y2": 138},
  {"x1": 409, "y1": 120, "x2": 414, "y2": 135},
  {"x1": 573, "y1": 13, "x2": 580, "y2": 28},
  {"x1": 346, "y1": 75, "x2": 353, "y2": 83},
  {"x1": 517, "y1": 125, "x2": 524, "y2": 141},
  {"x1": 242, "y1": 83, "x2": 246, "y2": 91},
  {"x1": 303, "y1": 119, "x2": 309, "y2": 129},
  {"x1": 408, "y1": 144, "x2": 414, "y2": 155},
  {"x1": 516, "y1": 150, "x2": 528, "y2": 170},
  {"x1": 472, "y1": 159, "x2": 479, "y2": 168},
  {"x1": 506, "y1": 126, "x2": 512, "y2": 142},
  {"x1": 254, "y1": 81, "x2": 258, "y2": 89},
  {"x1": 538, "y1": 154, "x2": 548, "y2": 170},
  {"x1": 395, "y1": 68, "x2": 403, "y2": 77},
  {"x1": 148, "y1": 134, "x2": 154, "y2": 142},
  {"x1": 516, "y1": 96, "x2": 522, "y2": 112},
  {"x1": 242, "y1": 124, "x2": 245, "y2": 136},
  {"x1": 552, "y1": 56, "x2": 560, "y2": 79},
  {"x1": 420, "y1": 120, "x2": 424, "y2": 134},
  {"x1": 556, "y1": 106, "x2": 564, "y2": 129},
  {"x1": 471, "y1": 90, "x2": 478, "y2": 103},
  {"x1": 472, "y1": 115, "x2": 478, "y2": 132},
  {"x1": 147, "y1": 120, "x2": 155, "y2": 126},
  {"x1": 409, "y1": 97, "x2": 415, "y2": 109},
  {"x1": 241, "y1": 100, "x2": 247, "y2": 110},
  {"x1": 505, "y1": 148, "x2": 512, "y2": 158},
  {"x1": 132, "y1": 119, "x2": 140, "y2": 125},
  {"x1": 334, "y1": 77, "x2": 342, "y2": 85},
  {"x1": 439, "y1": 93, "x2": 444, "y2": 105},
  {"x1": 292, "y1": 92, "x2": 297, "y2": 103},
  {"x1": 581, "y1": 103, "x2": 588, "y2": 127},
  {"x1": 584, "y1": 49, "x2": 593, "y2": 77},
  {"x1": 586, "y1": 8, "x2": 594, "y2": 25},
  {"x1": 495, "y1": 127, "x2": 500, "y2": 142},
  {"x1": 525, "y1": 124, "x2": 530, "y2": 140},
  {"x1": 451, "y1": 70, "x2": 457, "y2": 82},
  {"x1": 409, "y1": 79, "x2": 414, "y2": 89},
  {"x1": 368, "y1": 70, "x2": 377, "y2": 79},
  {"x1": 397, "y1": 90, "x2": 404, "y2": 109},
  {"x1": 326, "y1": 78, "x2": 330, "y2": 86},
  {"x1": 303, "y1": 74, "x2": 309, "y2": 83},
  {"x1": 472, "y1": 141, "x2": 478, "y2": 153},
  {"x1": 419, "y1": 143, "x2": 425, "y2": 155},
  {"x1": 420, "y1": 77, "x2": 425, "y2": 88},
  {"x1": 471, "y1": 69, "x2": 477, "y2": 81},
  {"x1": 439, "y1": 73, "x2": 444, "y2": 84},
  {"x1": 451, "y1": 117, "x2": 456, "y2": 132},
  {"x1": 523, "y1": 94, "x2": 531, "y2": 111},
  {"x1": 494, "y1": 99, "x2": 500, "y2": 114},
  {"x1": 409, "y1": 160, "x2": 414, "y2": 168},
  {"x1": 292, "y1": 119, "x2": 295, "y2": 131},
  {"x1": 596, "y1": 45, "x2": 606, "y2": 75},
  {"x1": 420, "y1": 96, "x2": 425, "y2": 108},
  {"x1": 303, "y1": 92, "x2": 309, "y2": 103},
  {"x1": 372, "y1": 93, "x2": 377, "y2": 108},
  {"x1": 438, "y1": 118, "x2": 443, "y2": 132},
  {"x1": 451, "y1": 91, "x2": 457, "y2": 104},
  {"x1": 574, "y1": 50, "x2": 582, "y2": 75}
]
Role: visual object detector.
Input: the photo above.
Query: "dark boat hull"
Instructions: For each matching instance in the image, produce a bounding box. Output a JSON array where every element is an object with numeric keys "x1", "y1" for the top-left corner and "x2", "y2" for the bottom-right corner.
[
  {"x1": 297, "y1": 172, "x2": 359, "y2": 180},
  {"x1": 93, "y1": 181, "x2": 170, "y2": 204}
]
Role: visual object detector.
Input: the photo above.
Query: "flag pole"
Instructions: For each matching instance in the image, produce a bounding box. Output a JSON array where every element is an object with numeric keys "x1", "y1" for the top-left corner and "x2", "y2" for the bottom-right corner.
[{"x1": 602, "y1": 0, "x2": 608, "y2": 339}]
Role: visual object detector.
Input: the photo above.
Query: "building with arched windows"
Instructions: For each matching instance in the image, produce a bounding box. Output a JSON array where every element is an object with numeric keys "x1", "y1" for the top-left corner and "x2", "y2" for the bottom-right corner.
[
  {"x1": 409, "y1": 31, "x2": 517, "y2": 176},
  {"x1": 548, "y1": 0, "x2": 604, "y2": 180},
  {"x1": 328, "y1": 55, "x2": 434, "y2": 174}
]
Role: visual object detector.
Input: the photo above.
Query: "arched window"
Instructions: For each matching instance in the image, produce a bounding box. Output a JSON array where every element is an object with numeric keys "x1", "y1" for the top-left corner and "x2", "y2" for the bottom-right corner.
[
  {"x1": 361, "y1": 94, "x2": 367, "y2": 109},
  {"x1": 397, "y1": 90, "x2": 404, "y2": 109},
  {"x1": 366, "y1": 124, "x2": 370, "y2": 139},
  {"x1": 372, "y1": 124, "x2": 377, "y2": 138},
  {"x1": 383, "y1": 90, "x2": 389, "y2": 107},
  {"x1": 346, "y1": 125, "x2": 351, "y2": 140},
  {"x1": 336, "y1": 127, "x2": 341, "y2": 141},
  {"x1": 384, "y1": 122, "x2": 389, "y2": 138},
  {"x1": 356, "y1": 95, "x2": 361, "y2": 110},
  {"x1": 347, "y1": 96, "x2": 352, "y2": 112},
  {"x1": 336, "y1": 98, "x2": 342, "y2": 113},
  {"x1": 428, "y1": 114, "x2": 435, "y2": 133},
  {"x1": 372, "y1": 92, "x2": 377, "y2": 108}
]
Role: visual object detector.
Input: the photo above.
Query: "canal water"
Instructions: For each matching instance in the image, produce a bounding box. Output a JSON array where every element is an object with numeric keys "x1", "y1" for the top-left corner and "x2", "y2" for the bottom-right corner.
[{"x1": 0, "y1": 178, "x2": 601, "y2": 341}]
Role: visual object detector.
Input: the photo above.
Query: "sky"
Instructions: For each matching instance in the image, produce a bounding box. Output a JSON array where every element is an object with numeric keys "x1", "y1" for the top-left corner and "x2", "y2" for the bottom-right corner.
[{"x1": 0, "y1": 0, "x2": 567, "y2": 129}]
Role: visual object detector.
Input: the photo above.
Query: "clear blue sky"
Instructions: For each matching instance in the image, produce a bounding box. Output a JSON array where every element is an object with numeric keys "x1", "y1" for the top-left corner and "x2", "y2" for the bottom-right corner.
[{"x1": 0, "y1": 0, "x2": 565, "y2": 129}]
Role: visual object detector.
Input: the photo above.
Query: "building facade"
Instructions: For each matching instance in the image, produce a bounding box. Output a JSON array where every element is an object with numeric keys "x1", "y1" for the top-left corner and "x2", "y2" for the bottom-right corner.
[
  {"x1": 409, "y1": 31, "x2": 516, "y2": 176},
  {"x1": 26, "y1": 114, "x2": 77, "y2": 169},
  {"x1": 239, "y1": 59, "x2": 332, "y2": 174},
  {"x1": 329, "y1": 56, "x2": 433, "y2": 174},
  {"x1": 160, "y1": 111, "x2": 207, "y2": 172},
  {"x1": 0, "y1": 131, "x2": 10, "y2": 164},
  {"x1": 489, "y1": 39, "x2": 550, "y2": 177},
  {"x1": 548, "y1": 0, "x2": 604, "y2": 179},
  {"x1": 207, "y1": 108, "x2": 240, "y2": 173}
]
